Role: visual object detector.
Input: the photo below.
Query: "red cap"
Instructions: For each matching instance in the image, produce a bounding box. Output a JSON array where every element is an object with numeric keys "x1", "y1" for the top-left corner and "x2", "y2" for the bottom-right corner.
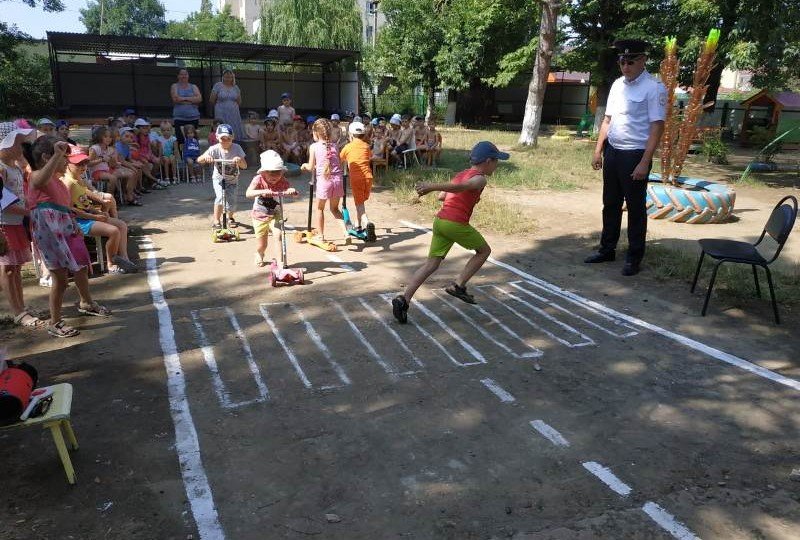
[
  {"x1": 293, "y1": 114, "x2": 302, "y2": 121},
  {"x1": 66, "y1": 144, "x2": 90, "y2": 164}
]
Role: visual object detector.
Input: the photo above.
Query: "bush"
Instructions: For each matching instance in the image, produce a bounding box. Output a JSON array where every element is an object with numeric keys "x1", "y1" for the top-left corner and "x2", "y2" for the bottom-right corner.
[
  {"x1": 702, "y1": 133, "x2": 728, "y2": 164},
  {"x1": 0, "y1": 49, "x2": 54, "y2": 118}
]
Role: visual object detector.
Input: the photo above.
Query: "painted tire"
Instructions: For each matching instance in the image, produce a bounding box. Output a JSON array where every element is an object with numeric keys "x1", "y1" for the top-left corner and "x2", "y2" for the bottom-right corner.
[{"x1": 646, "y1": 174, "x2": 736, "y2": 224}]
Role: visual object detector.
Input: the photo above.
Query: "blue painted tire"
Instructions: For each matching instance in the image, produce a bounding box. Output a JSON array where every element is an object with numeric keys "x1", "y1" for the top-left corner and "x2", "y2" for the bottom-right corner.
[
  {"x1": 646, "y1": 174, "x2": 736, "y2": 224},
  {"x1": 748, "y1": 162, "x2": 778, "y2": 172}
]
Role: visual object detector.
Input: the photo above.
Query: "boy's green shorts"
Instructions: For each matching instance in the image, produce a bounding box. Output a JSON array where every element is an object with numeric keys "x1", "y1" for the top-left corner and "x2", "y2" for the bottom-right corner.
[{"x1": 429, "y1": 217, "x2": 487, "y2": 258}]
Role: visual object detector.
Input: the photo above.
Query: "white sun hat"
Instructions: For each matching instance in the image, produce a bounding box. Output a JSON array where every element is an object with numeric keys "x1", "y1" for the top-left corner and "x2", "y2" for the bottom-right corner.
[
  {"x1": 134, "y1": 118, "x2": 151, "y2": 127},
  {"x1": 267, "y1": 109, "x2": 279, "y2": 118},
  {"x1": 0, "y1": 121, "x2": 35, "y2": 150},
  {"x1": 257, "y1": 149, "x2": 286, "y2": 172}
]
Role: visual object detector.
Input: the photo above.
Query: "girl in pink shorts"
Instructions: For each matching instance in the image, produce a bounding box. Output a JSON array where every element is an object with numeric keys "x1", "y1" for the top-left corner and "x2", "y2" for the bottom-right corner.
[
  {"x1": 0, "y1": 122, "x2": 41, "y2": 328},
  {"x1": 300, "y1": 118, "x2": 347, "y2": 243}
]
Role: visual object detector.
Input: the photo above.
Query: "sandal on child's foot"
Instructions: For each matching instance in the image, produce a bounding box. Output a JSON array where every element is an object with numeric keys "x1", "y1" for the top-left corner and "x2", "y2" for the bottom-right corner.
[
  {"x1": 366, "y1": 222, "x2": 377, "y2": 242},
  {"x1": 13, "y1": 310, "x2": 44, "y2": 328},
  {"x1": 445, "y1": 283, "x2": 476, "y2": 304},
  {"x1": 229, "y1": 218, "x2": 239, "y2": 228},
  {"x1": 48, "y1": 319, "x2": 79, "y2": 338},
  {"x1": 78, "y1": 302, "x2": 112, "y2": 317},
  {"x1": 254, "y1": 253, "x2": 266, "y2": 267},
  {"x1": 212, "y1": 223, "x2": 222, "y2": 231},
  {"x1": 392, "y1": 295, "x2": 409, "y2": 324}
]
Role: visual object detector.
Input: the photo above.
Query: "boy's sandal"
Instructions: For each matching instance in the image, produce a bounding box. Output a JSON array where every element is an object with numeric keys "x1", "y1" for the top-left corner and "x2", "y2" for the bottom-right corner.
[
  {"x1": 127, "y1": 199, "x2": 143, "y2": 206},
  {"x1": 445, "y1": 283, "x2": 476, "y2": 305},
  {"x1": 78, "y1": 302, "x2": 112, "y2": 317},
  {"x1": 392, "y1": 295, "x2": 409, "y2": 324},
  {"x1": 212, "y1": 223, "x2": 222, "y2": 230},
  {"x1": 254, "y1": 253, "x2": 267, "y2": 267},
  {"x1": 108, "y1": 265, "x2": 128, "y2": 275},
  {"x1": 48, "y1": 320, "x2": 80, "y2": 338},
  {"x1": 13, "y1": 311, "x2": 45, "y2": 328},
  {"x1": 229, "y1": 218, "x2": 239, "y2": 228}
]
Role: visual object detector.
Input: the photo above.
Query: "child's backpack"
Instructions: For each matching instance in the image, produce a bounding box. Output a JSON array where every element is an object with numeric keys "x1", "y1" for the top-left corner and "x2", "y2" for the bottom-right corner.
[{"x1": 0, "y1": 361, "x2": 38, "y2": 425}]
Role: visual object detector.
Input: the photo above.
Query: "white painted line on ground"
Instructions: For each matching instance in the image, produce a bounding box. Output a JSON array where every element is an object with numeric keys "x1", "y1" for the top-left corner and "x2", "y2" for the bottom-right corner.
[
  {"x1": 399, "y1": 220, "x2": 800, "y2": 392},
  {"x1": 225, "y1": 307, "x2": 271, "y2": 401},
  {"x1": 642, "y1": 502, "x2": 701, "y2": 540},
  {"x1": 432, "y1": 289, "x2": 544, "y2": 359},
  {"x1": 326, "y1": 253, "x2": 355, "y2": 272},
  {"x1": 331, "y1": 299, "x2": 398, "y2": 379},
  {"x1": 359, "y1": 297, "x2": 424, "y2": 372},
  {"x1": 509, "y1": 281, "x2": 638, "y2": 338},
  {"x1": 380, "y1": 293, "x2": 473, "y2": 368},
  {"x1": 582, "y1": 461, "x2": 633, "y2": 496},
  {"x1": 189, "y1": 308, "x2": 269, "y2": 409},
  {"x1": 478, "y1": 285, "x2": 594, "y2": 348},
  {"x1": 261, "y1": 302, "x2": 351, "y2": 389},
  {"x1": 142, "y1": 238, "x2": 225, "y2": 540},
  {"x1": 529, "y1": 420, "x2": 570, "y2": 447},
  {"x1": 413, "y1": 298, "x2": 487, "y2": 366},
  {"x1": 258, "y1": 303, "x2": 312, "y2": 389},
  {"x1": 480, "y1": 378, "x2": 516, "y2": 403}
]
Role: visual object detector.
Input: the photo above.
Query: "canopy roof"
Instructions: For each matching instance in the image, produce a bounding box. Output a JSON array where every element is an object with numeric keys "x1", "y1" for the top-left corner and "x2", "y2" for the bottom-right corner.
[{"x1": 47, "y1": 32, "x2": 359, "y2": 67}]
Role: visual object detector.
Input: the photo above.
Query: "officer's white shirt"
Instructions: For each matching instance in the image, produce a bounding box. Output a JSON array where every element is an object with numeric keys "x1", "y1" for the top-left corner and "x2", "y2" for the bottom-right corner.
[{"x1": 606, "y1": 70, "x2": 667, "y2": 150}]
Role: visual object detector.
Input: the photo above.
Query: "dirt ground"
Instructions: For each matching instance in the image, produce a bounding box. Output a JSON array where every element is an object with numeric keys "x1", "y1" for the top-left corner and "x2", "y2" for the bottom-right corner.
[{"x1": 1, "y1": 163, "x2": 798, "y2": 540}]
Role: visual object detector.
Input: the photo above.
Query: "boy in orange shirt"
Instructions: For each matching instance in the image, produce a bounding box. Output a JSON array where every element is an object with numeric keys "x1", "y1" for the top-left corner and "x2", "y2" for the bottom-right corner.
[{"x1": 339, "y1": 121, "x2": 376, "y2": 242}]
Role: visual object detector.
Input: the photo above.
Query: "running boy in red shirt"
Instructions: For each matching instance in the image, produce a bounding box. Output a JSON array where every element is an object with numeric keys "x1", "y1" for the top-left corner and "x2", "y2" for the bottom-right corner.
[{"x1": 392, "y1": 141, "x2": 509, "y2": 324}]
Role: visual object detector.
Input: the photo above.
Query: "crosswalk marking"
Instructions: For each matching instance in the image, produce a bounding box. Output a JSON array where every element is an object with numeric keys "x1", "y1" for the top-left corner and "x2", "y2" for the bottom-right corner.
[
  {"x1": 431, "y1": 289, "x2": 543, "y2": 359},
  {"x1": 509, "y1": 281, "x2": 638, "y2": 338},
  {"x1": 190, "y1": 282, "x2": 640, "y2": 403},
  {"x1": 380, "y1": 293, "x2": 487, "y2": 367},
  {"x1": 477, "y1": 285, "x2": 595, "y2": 348},
  {"x1": 358, "y1": 297, "x2": 424, "y2": 374},
  {"x1": 190, "y1": 307, "x2": 270, "y2": 409},
  {"x1": 260, "y1": 303, "x2": 351, "y2": 390}
]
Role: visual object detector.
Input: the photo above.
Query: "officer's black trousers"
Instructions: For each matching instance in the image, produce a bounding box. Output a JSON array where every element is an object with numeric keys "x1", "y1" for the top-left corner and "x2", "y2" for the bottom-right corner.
[{"x1": 599, "y1": 143, "x2": 649, "y2": 263}]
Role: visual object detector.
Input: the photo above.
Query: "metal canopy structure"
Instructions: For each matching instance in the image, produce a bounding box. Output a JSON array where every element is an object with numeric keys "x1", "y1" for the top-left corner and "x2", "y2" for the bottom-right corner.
[
  {"x1": 46, "y1": 32, "x2": 360, "y2": 67},
  {"x1": 46, "y1": 32, "x2": 361, "y2": 119}
]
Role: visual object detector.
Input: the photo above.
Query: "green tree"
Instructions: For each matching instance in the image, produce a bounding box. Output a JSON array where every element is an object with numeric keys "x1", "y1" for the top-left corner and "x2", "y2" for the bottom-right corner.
[
  {"x1": 0, "y1": 49, "x2": 53, "y2": 117},
  {"x1": 519, "y1": 0, "x2": 562, "y2": 146},
  {"x1": 164, "y1": 0, "x2": 249, "y2": 42},
  {"x1": 80, "y1": 0, "x2": 167, "y2": 37},
  {"x1": 259, "y1": 0, "x2": 362, "y2": 51},
  {"x1": 0, "y1": 0, "x2": 65, "y2": 64},
  {"x1": 367, "y1": 0, "x2": 443, "y2": 120}
]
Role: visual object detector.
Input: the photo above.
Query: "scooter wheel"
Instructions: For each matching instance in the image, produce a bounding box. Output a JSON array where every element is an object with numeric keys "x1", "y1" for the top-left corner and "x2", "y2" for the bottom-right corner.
[
  {"x1": 234, "y1": 230, "x2": 241, "y2": 241},
  {"x1": 211, "y1": 232, "x2": 219, "y2": 243},
  {"x1": 269, "y1": 272, "x2": 277, "y2": 287},
  {"x1": 297, "y1": 269, "x2": 304, "y2": 284}
]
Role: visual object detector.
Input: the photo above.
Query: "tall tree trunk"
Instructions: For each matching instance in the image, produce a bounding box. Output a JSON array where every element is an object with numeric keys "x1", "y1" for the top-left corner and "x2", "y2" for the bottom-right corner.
[
  {"x1": 425, "y1": 83, "x2": 436, "y2": 122},
  {"x1": 519, "y1": 0, "x2": 561, "y2": 146}
]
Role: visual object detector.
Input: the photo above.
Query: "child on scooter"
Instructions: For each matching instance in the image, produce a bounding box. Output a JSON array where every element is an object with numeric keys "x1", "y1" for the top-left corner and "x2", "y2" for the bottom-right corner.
[
  {"x1": 198, "y1": 124, "x2": 247, "y2": 230},
  {"x1": 339, "y1": 121, "x2": 376, "y2": 241},
  {"x1": 300, "y1": 118, "x2": 348, "y2": 244},
  {"x1": 245, "y1": 150, "x2": 298, "y2": 267}
]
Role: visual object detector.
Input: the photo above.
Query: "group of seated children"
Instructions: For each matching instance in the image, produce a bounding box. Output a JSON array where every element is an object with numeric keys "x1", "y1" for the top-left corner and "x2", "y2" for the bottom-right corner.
[{"x1": 239, "y1": 93, "x2": 443, "y2": 169}]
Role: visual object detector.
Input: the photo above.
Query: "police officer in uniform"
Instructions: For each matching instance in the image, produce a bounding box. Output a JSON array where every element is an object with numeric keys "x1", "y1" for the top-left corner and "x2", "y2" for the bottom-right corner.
[{"x1": 585, "y1": 39, "x2": 666, "y2": 276}]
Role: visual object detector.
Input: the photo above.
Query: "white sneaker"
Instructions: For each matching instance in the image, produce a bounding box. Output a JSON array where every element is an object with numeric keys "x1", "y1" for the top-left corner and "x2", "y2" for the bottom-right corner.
[{"x1": 39, "y1": 275, "x2": 52, "y2": 288}]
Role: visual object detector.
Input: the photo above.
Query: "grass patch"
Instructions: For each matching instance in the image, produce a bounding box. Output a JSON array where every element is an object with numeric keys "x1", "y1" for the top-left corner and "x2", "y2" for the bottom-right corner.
[
  {"x1": 391, "y1": 173, "x2": 535, "y2": 235},
  {"x1": 379, "y1": 126, "x2": 592, "y2": 235},
  {"x1": 648, "y1": 242, "x2": 800, "y2": 306}
]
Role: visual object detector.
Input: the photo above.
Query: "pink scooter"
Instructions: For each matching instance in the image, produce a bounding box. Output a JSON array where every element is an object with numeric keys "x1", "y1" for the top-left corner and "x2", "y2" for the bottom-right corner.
[{"x1": 269, "y1": 194, "x2": 304, "y2": 287}]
